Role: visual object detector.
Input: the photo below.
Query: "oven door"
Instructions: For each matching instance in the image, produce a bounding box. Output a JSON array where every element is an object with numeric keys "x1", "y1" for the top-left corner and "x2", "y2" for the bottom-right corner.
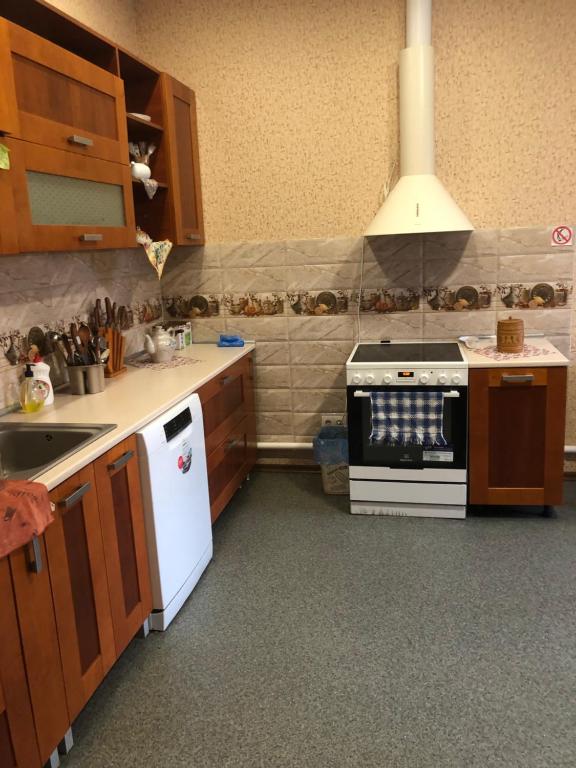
[{"x1": 347, "y1": 384, "x2": 467, "y2": 478}]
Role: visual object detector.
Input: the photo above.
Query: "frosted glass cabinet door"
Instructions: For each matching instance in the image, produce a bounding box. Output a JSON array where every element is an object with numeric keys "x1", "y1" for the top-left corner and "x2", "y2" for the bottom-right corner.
[{"x1": 7, "y1": 138, "x2": 136, "y2": 252}]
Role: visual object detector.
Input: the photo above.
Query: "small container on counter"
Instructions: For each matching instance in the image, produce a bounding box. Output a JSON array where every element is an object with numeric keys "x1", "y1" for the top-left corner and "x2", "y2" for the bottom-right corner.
[
  {"x1": 68, "y1": 364, "x2": 106, "y2": 395},
  {"x1": 497, "y1": 316, "x2": 524, "y2": 353}
]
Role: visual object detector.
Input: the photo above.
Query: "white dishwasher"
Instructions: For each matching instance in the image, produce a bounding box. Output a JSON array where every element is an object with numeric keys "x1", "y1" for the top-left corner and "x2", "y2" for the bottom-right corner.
[{"x1": 137, "y1": 393, "x2": 212, "y2": 631}]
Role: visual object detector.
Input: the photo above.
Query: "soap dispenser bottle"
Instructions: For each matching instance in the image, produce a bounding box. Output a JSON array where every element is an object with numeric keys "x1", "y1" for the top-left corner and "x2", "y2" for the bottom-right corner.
[{"x1": 20, "y1": 364, "x2": 46, "y2": 413}]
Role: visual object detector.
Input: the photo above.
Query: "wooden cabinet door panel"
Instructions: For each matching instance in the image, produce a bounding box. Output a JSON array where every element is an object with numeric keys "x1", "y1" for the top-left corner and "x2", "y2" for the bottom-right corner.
[
  {"x1": 7, "y1": 22, "x2": 128, "y2": 163},
  {"x1": 162, "y1": 74, "x2": 204, "y2": 245},
  {"x1": 6, "y1": 137, "x2": 136, "y2": 252},
  {"x1": 207, "y1": 417, "x2": 251, "y2": 523},
  {"x1": 0, "y1": 165, "x2": 19, "y2": 255},
  {"x1": 46, "y1": 464, "x2": 116, "y2": 721},
  {"x1": 9, "y1": 538, "x2": 69, "y2": 763},
  {"x1": 198, "y1": 357, "x2": 251, "y2": 455},
  {"x1": 469, "y1": 366, "x2": 567, "y2": 505},
  {"x1": 95, "y1": 436, "x2": 152, "y2": 657},
  {"x1": 0, "y1": 558, "x2": 41, "y2": 768},
  {"x1": 0, "y1": 20, "x2": 19, "y2": 135}
]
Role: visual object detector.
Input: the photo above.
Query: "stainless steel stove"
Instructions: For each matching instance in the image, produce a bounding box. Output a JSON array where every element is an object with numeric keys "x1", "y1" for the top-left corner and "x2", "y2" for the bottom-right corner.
[{"x1": 346, "y1": 341, "x2": 468, "y2": 519}]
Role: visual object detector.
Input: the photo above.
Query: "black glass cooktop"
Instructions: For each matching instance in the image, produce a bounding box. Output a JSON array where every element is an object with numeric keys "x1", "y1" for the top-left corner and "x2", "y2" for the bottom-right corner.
[{"x1": 351, "y1": 342, "x2": 464, "y2": 364}]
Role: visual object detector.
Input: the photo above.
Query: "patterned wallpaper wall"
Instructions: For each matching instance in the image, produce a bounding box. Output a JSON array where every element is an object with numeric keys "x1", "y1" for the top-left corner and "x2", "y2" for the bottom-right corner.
[{"x1": 49, "y1": 0, "x2": 576, "y2": 242}]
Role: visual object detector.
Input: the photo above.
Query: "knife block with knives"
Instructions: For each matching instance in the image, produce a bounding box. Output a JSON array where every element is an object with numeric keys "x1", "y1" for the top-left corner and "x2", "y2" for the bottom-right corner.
[{"x1": 98, "y1": 298, "x2": 128, "y2": 378}]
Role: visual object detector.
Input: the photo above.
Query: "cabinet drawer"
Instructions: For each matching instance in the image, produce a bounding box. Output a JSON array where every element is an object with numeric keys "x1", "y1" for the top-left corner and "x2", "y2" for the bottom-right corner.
[
  {"x1": 486, "y1": 367, "x2": 547, "y2": 387},
  {"x1": 206, "y1": 417, "x2": 251, "y2": 523},
  {"x1": 198, "y1": 356, "x2": 251, "y2": 456},
  {"x1": 7, "y1": 22, "x2": 128, "y2": 163},
  {"x1": 6, "y1": 138, "x2": 136, "y2": 252}
]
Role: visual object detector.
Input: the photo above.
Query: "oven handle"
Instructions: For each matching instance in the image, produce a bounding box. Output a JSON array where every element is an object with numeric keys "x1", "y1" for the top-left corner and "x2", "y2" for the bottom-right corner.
[{"x1": 353, "y1": 390, "x2": 460, "y2": 398}]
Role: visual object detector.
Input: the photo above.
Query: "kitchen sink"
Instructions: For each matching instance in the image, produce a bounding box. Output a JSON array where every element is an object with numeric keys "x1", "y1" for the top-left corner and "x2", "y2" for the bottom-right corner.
[{"x1": 0, "y1": 423, "x2": 117, "y2": 480}]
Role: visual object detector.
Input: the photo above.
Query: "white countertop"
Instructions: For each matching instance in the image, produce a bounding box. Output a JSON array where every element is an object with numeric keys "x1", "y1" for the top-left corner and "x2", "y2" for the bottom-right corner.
[
  {"x1": 1, "y1": 343, "x2": 254, "y2": 490},
  {"x1": 459, "y1": 337, "x2": 569, "y2": 368}
]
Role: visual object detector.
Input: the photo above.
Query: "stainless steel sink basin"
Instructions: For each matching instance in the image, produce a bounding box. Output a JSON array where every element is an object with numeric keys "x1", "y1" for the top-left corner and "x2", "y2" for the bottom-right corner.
[{"x1": 0, "y1": 423, "x2": 117, "y2": 480}]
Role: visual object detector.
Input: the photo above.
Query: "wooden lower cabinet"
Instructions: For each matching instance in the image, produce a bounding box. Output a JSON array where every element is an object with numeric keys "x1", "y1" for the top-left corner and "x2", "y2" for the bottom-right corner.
[
  {"x1": 199, "y1": 353, "x2": 256, "y2": 522},
  {"x1": 0, "y1": 558, "x2": 41, "y2": 768},
  {"x1": 469, "y1": 366, "x2": 567, "y2": 506},
  {"x1": 46, "y1": 464, "x2": 116, "y2": 722},
  {"x1": 94, "y1": 436, "x2": 152, "y2": 656},
  {"x1": 9, "y1": 535, "x2": 70, "y2": 764}
]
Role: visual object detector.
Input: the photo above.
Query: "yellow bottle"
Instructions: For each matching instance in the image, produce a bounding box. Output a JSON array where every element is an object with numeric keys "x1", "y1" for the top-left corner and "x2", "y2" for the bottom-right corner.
[{"x1": 20, "y1": 364, "x2": 46, "y2": 413}]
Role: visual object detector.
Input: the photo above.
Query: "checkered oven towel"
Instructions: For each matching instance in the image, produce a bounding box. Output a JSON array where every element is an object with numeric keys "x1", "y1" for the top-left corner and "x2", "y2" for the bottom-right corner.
[{"x1": 369, "y1": 391, "x2": 447, "y2": 447}]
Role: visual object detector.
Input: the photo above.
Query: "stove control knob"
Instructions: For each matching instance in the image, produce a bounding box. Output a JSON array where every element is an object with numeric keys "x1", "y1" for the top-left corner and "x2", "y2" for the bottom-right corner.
[
  {"x1": 352, "y1": 373, "x2": 363, "y2": 384},
  {"x1": 452, "y1": 373, "x2": 462, "y2": 385},
  {"x1": 383, "y1": 373, "x2": 393, "y2": 385},
  {"x1": 438, "y1": 372, "x2": 448, "y2": 385},
  {"x1": 365, "y1": 374, "x2": 375, "y2": 385},
  {"x1": 419, "y1": 373, "x2": 430, "y2": 384}
]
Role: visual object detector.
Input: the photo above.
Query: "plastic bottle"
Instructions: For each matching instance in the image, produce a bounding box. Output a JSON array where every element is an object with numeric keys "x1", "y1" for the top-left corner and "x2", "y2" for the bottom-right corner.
[
  {"x1": 31, "y1": 359, "x2": 54, "y2": 405},
  {"x1": 20, "y1": 364, "x2": 46, "y2": 413}
]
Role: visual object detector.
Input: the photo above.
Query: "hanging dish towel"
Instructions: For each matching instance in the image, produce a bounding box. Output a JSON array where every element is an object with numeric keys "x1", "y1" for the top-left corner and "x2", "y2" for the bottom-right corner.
[
  {"x1": 369, "y1": 391, "x2": 447, "y2": 447},
  {"x1": 0, "y1": 479, "x2": 54, "y2": 559}
]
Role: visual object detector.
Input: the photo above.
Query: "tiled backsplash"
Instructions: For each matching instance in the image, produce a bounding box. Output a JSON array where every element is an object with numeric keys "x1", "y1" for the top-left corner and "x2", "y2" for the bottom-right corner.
[
  {"x1": 161, "y1": 227, "x2": 574, "y2": 443},
  {"x1": 0, "y1": 250, "x2": 162, "y2": 411},
  {"x1": 1, "y1": 227, "x2": 574, "y2": 446}
]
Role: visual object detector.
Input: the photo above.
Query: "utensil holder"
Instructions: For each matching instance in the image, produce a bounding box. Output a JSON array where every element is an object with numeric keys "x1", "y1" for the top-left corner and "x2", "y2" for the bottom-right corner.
[{"x1": 67, "y1": 364, "x2": 105, "y2": 395}]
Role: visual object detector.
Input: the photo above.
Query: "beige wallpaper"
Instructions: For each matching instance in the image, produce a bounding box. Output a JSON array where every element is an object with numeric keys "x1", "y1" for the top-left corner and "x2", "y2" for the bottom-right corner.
[
  {"x1": 47, "y1": 0, "x2": 576, "y2": 243},
  {"x1": 135, "y1": 0, "x2": 576, "y2": 243},
  {"x1": 44, "y1": 0, "x2": 140, "y2": 52}
]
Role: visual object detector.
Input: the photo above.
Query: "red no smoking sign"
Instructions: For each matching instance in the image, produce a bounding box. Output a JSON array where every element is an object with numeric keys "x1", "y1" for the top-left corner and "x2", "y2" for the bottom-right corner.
[{"x1": 551, "y1": 225, "x2": 573, "y2": 246}]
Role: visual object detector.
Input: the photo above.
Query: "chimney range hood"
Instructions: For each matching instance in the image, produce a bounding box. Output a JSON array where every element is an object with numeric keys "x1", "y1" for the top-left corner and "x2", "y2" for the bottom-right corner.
[{"x1": 365, "y1": 0, "x2": 473, "y2": 236}]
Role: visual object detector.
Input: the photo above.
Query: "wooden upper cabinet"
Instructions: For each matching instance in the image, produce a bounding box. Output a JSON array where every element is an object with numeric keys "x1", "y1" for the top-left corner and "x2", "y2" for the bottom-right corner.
[
  {"x1": 9, "y1": 536, "x2": 70, "y2": 764},
  {"x1": 0, "y1": 558, "x2": 41, "y2": 768},
  {"x1": 46, "y1": 464, "x2": 117, "y2": 722},
  {"x1": 6, "y1": 137, "x2": 136, "y2": 252},
  {"x1": 6, "y1": 21, "x2": 128, "y2": 164},
  {"x1": 469, "y1": 366, "x2": 567, "y2": 506},
  {"x1": 0, "y1": 20, "x2": 19, "y2": 134},
  {"x1": 94, "y1": 436, "x2": 152, "y2": 657},
  {"x1": 162, "y1": 74, "x2": 205, "y2": 245}
]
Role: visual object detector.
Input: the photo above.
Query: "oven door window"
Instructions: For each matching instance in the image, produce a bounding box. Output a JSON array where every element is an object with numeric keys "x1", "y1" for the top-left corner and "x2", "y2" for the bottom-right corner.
[{"x1": 347, "y1": 386, "x2": 467, "y2": 470}]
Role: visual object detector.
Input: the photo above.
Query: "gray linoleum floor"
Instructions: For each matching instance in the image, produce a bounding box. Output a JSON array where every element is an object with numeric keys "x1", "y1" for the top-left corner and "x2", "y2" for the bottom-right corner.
[{"x1": 64, "y1": 472, "x2": 576, "y2": 768}]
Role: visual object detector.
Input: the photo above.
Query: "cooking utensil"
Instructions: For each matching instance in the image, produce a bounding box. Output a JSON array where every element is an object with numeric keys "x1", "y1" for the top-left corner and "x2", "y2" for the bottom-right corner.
[
  {"x1": 94, "y1": 298, "x2": 103, "y2": 330},
  {"x1": 112, "y1": 302, "x2": 118, "y2": 328},
  {"x1": 105, "y1": 297, "x2": 114, "y2": 328}
]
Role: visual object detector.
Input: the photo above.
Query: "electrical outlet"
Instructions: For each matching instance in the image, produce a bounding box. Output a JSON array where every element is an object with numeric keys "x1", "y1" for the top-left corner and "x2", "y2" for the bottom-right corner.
[{"x1": 322, "y1": 413, "x2": 346, "y2": 426}]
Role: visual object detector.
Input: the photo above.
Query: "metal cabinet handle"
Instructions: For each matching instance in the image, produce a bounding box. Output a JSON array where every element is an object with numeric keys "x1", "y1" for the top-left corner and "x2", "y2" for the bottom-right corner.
[
  {"x1": 80, "y1": 234, "x2": 103, "y2": 242},
  {"x1": 225, "y1": 438, "x2": 240, "y2": 453},
  {"x1": 59, "y1": 482, "x2": 91, "y2": 510},
  {"x1": 68, "y1": 135, "x2": 94, "y2": 147},
  {"x1": 28, "y1": 535, "x2": 43, "y2": 574},
  {"x1": 353, "y1": 391, "x2": 370, "y2": 398},
  {"x1": 186, "y1": 234, "x2": 201, "y2": 241},
  {"x1": 108, "y1": 449, "x2": 134, "y2": 473},
  {"x1": 501, "y1": 374, "x2": 535, "y2": 384},
  {"x1": 220, "y1": 375, "x2": 234, "y2": 387}
]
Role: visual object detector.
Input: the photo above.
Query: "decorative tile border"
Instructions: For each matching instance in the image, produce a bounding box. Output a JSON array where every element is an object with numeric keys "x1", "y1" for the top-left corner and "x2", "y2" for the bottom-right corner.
[
  {"x1": 423, "y1": 285, "x2": 494, "y2": 311},
  {"x1": 223, "y1": 292, "x2": 284, "y2": 317},
  {"x1": 358, "y1": 288, "x2": 420, "y2": 313},
  {"x1": 287, "y1": 290, "x2": 352, "y2": 316},
  {"x1": 496, "y1": 282, "x2": 572, "y2": 310},
  {"x1": 164, "y1": 294, "x2": 222, "y2": 318}
]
